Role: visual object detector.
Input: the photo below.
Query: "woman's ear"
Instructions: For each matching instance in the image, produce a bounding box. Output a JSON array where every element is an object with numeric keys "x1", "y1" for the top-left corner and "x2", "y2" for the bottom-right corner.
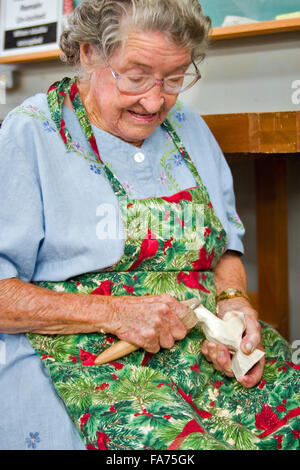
[{"x1": 79, "y1": 43, "x2": 100, "y2": 75}]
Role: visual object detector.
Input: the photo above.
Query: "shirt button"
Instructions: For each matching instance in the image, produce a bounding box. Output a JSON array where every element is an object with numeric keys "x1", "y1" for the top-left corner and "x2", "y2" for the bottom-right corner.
[{"x1": 134, "y1": 152, "x2": 145, "y2": 163}]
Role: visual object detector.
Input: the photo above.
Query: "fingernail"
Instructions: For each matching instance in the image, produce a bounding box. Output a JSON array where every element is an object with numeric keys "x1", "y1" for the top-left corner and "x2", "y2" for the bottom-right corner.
[{"x1": 246, "y1": 342, "x2": 253, "y2": 353}]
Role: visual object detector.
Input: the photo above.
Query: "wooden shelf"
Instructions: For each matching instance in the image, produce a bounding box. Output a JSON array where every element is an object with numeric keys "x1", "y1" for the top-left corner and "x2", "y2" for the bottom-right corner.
[
  {"x1": 0, "y1": 48, "x2": 62, "y2": 64},
  {"x1": 202, "y1": 111, "x2": 300, "y2": 154},
  {"x1": 0, "y1": 17, "x2": 300, "y2": 64},
  {"x1": 211, "y1": 16, "x2": 300, "y2": 40}
]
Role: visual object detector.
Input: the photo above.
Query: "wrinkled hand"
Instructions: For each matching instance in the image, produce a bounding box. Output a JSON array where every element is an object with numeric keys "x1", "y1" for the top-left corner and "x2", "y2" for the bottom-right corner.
[
  {"x1": 201, "y1": 298, "x2": 265, "y2": 388},
  {"x1": 107, "y1": 294, "x2": 189, "y2": 353}
]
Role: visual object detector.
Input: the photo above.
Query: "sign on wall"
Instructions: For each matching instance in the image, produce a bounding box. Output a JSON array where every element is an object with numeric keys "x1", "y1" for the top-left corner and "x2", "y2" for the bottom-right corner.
[{"x1": 0, "y1": 0, "x2": 63, "y2": 57}]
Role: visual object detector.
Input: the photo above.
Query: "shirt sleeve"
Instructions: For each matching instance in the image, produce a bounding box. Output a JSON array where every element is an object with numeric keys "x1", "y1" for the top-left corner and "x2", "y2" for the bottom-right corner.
[
  {"x1": 0, "y1": 131, "x2": 44, "y2": 282},
  {"x1": 217, "y1": 148, "x2": 245, "y2": 254}
]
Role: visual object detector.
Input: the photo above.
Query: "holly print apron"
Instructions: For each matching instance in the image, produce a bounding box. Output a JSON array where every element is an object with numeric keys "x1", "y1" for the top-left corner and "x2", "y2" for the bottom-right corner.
[{"x1": 27, "y1": 78, "x2": 300, "y2": 450}]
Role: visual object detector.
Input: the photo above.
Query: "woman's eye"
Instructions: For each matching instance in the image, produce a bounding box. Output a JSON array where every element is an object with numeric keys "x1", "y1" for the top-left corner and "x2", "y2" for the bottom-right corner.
[
  {"x1": 167, "y1": 77, "x2": 183, "y2": 85},
  {"x1": 128, "y1": 76, "x2": 147, "y2": 84}
]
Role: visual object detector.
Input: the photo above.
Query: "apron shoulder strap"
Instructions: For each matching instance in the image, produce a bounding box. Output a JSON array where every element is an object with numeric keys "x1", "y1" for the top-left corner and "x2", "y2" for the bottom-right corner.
[
  {"x1": 47, "y1": 77, "x2": 127, "y2": 198},
  {"x1": 162, "y1": 118, "x2": 205, "y2": 190}
]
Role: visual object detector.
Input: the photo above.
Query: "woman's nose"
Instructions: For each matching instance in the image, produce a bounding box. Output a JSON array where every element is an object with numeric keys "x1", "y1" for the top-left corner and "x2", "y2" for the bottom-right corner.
[{"x1": 139, "y1": 83, "x2": 165, "y2": 113}]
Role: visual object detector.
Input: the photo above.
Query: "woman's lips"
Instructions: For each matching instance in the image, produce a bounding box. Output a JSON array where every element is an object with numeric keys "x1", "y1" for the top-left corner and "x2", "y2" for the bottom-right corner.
[{"x1": 127, "y1": 110, "x2": 157, "y2": 123}]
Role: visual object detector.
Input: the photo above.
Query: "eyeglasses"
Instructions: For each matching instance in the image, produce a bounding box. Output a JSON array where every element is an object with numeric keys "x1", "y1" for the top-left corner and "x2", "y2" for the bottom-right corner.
[{"x1": 107, "y1": 61, "x2": 201, "y2": 95}]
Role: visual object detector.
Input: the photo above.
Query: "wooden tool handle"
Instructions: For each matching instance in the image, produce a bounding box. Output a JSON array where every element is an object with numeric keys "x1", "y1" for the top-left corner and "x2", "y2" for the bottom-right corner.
[
  {"x1": 94, "y1": 298, "x2": 200, "y2": 365},
  {"x1": 94, "y1": 341, "x2": 139, "y2": 365}
]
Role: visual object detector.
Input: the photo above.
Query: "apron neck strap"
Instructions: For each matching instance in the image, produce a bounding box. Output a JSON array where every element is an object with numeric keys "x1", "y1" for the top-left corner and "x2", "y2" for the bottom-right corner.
[{"x1": 47, "y1": 77, "x2": 127, "y2": 197}]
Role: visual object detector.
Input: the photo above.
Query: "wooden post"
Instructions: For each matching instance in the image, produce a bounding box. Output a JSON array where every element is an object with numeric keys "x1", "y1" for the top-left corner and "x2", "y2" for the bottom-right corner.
[{"x1": 255, "y1": 156, "x2": 289, "y2": 340}]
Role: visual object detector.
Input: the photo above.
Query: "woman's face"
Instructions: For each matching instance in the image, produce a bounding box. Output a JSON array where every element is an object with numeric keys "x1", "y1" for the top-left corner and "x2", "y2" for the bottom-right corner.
[{"x1": 83, "y1": 30, "x2": 192, "y2": 146}]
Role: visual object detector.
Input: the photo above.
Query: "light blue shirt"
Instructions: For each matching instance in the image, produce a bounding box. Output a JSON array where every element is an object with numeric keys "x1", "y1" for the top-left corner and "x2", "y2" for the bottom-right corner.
[{"x1": 0, "y1": 92, "x2": 245, "y2": 449}]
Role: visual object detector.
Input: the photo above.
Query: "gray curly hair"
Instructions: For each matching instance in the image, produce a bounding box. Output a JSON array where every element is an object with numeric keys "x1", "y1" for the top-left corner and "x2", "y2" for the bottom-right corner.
[{"x1": 60, "y1": 0, "x2": 211, "y2": 68}]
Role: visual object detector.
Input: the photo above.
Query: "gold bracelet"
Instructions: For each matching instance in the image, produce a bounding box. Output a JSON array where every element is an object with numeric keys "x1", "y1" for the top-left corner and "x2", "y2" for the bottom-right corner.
[{"x1": 216, "y1": 288, "x2": 250, "y2": 304}]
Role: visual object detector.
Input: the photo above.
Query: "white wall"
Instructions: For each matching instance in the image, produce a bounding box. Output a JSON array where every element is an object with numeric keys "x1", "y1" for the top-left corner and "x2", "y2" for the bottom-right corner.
[
  {"x1": 183, "y1": 31, "x2": 300, "y2": 115},
  {"x1": 0, "y1": 31, "x2": 299, "y2": 340},
  {"x1": 0, "y1": 61, "x2": 72, "y2": 120}
]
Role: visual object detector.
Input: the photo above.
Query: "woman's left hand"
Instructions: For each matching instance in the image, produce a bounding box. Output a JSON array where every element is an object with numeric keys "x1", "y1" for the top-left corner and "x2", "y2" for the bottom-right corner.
[{"x1": 201, "y1": 297, "x2": 265, "y2": 388}]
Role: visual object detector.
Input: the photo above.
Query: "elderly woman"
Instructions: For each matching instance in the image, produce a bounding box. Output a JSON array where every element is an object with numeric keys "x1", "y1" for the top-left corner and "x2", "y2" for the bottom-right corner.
[{"x1": 0, "y1": 0, "x2": 299, "y2": 451}]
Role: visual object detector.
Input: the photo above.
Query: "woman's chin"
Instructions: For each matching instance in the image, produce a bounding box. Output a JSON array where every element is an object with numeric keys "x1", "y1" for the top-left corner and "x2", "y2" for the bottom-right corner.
[{"x1": 117, "y1": 120, "x2": 160, "y2": 145}]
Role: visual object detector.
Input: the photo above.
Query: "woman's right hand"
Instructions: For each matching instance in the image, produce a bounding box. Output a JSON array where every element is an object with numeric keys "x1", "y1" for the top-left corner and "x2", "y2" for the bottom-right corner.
[
  {"x1": 105, "y1": 294, "x2": 189, "y2": 353},
  {"x1": 0, "y1": 280, "x2": 188, "y2": 344}
]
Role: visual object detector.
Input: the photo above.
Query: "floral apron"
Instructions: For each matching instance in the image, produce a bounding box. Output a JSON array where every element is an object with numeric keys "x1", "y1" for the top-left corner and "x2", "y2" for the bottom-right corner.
[{"x1": 27, "y1": 78, "x2": 300, "y2": 451}]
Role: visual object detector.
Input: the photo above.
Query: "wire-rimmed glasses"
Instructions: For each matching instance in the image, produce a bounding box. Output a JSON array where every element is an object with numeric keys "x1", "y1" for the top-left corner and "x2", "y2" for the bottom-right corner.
[{"x1": 107, "y1": 61, "x2": 201, "y2": 95}]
